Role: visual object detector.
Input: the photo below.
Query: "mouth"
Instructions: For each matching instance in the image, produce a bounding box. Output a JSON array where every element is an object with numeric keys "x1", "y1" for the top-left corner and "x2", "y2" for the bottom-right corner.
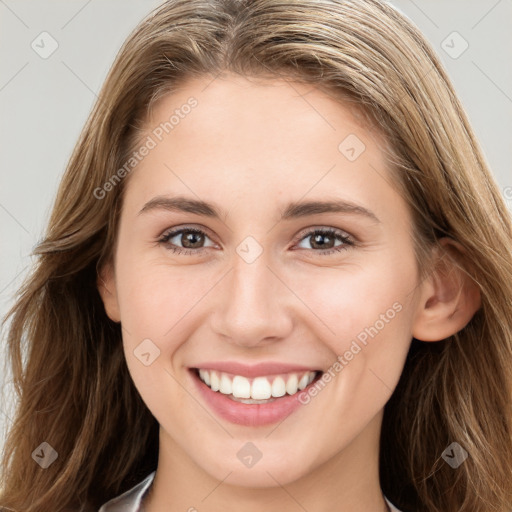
[
  {"x1": 189, "y1": 367, "x2": 324, "y2": 426},
  {"x1": 193, "y1": 368, "x2": 322, "y2": 403}
]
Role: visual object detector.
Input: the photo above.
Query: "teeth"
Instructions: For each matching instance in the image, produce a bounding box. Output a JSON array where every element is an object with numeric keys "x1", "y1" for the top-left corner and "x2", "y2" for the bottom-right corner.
[
  {"x1": 230, "y1": 396, "x2": 277, "y2": 404},
  {"x1": 197, "y1": 369, "x2": 319, "y2": 400},
  {"x1": 271, "y1": 376, "x2": 286, "y2": 397},
  {"x1": 219, "y1": 373, "x2": 232, "y2": 395},
  {"x1": 252, "y1": 377, "x2": 272, "y2": 399},
  {"x1": 286, "y1": 374, "x2": 298, "y2": 395},
  {"x1": 210, "y1": 371, "x2": 220, "y2": 391},
  {"x1": 198, "y1": 369, "x2": 210, "y2": 386},
  {"x1": 232, "y1": 375, "x2": 251, "y2": 398},
  {"x1": 298, "y1": 373, "x2": 310, "y2": 390}
]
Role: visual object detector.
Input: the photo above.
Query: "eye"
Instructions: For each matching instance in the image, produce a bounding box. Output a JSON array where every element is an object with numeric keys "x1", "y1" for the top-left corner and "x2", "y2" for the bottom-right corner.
[
  {"x1": 157, "y1": 226, "x2": 354, "y2": 256},
  {"x1": 294, "y1": 227, "x2": 354, "y2": 255},
  {"x1": 158, "y1": 227, "x2": 216, "y2": 255}
]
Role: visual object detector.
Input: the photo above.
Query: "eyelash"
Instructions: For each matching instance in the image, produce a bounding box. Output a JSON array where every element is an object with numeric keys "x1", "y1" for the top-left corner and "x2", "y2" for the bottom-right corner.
[{"x1": 157, "y1": 226, "x2": 355, "y2": 256}]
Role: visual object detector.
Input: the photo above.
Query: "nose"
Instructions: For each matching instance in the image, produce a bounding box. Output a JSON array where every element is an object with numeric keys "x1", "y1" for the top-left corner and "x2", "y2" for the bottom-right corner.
[{"x1": 209, "y1": 250, "x2": 294, "y2": 348}]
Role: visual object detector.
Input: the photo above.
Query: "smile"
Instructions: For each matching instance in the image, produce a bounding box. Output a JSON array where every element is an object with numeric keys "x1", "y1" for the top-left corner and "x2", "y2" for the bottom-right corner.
[
  {"x1": 189, "y1": 366, "x2": 324, "y2": 426},
  {"x1": 196, "y1": 368, "x2": 320, "y2": 403}
]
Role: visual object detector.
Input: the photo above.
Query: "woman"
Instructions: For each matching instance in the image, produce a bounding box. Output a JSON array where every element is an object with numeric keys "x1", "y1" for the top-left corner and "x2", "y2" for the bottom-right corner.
[{"x1": 1, "y1": 0, "x2": 511, "y2": 511}]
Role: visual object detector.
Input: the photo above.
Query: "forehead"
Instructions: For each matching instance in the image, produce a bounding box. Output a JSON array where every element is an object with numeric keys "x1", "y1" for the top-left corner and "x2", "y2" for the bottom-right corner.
[
  {"x1": 145, "y1": 73, "x2": 378, "y2": 149},
  {"x1": 121, "y1": 73, "x2": 407, "y2": 227}
]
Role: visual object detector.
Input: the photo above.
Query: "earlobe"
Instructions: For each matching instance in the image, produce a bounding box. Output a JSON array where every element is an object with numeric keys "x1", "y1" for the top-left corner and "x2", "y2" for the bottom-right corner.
[
  {"x1": 412, "y1": 238, "x2": 481, "y2": 342},
  {"x1": 96, "y1": 263, "x2": 121, "y2": 323}
]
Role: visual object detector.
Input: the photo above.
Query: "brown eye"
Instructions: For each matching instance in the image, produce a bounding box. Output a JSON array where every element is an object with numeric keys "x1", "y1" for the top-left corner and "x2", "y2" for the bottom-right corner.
[
  {"x1": 178, "y1": 231, "x2": 205, "y2": 248},
  {"x1": 158, "y1": 227, "x2": 215, "y2": 254},
  {"x1": 309, "y1": 232, "x2": 336, "y2": 250},
  {"x1": 295, "y1": 228, "x2": 354, "y2": 254}
]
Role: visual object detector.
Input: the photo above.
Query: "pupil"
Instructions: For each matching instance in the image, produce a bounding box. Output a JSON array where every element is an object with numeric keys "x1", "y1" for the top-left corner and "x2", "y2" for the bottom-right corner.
[
  {"x1": 183, "y1": 232, "x2": 203, "y2": 248},
  {"x1": 312, "y1": 233, "x2": 333, "y2": 249}
]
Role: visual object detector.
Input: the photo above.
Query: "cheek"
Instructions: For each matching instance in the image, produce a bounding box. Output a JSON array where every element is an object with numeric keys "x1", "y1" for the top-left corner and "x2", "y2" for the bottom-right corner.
[
  {"x1": 113, "y1": 249, "x2": 221, "y2": 397},
  {"x1": 283, "y1": 254, "x2": 417, "y2": 354},
  {"x1": 280, "y1": 252, "x2": 419, "y2": 421},
  {"x1": 115, "y1": 246, "x2": 212, "y2": 336},
  {"x1": 114, "y1": 255, "x2": 210, "y2": 419},
  {"x1": 285, "y1": 256, "x2": 418, "y2": 443}
]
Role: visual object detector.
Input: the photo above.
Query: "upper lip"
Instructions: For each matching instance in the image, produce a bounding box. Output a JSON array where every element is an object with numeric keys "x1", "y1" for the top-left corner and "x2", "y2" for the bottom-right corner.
[{"x1": 190, "y1": 361, "x2": 321, "y2": 378}]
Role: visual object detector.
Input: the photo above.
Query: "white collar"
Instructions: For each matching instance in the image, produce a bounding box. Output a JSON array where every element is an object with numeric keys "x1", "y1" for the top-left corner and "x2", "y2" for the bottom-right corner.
[
  {"x1": 98, "y1": 471, "x2": 155, "y2": 511},
  {"x1": 98, "y1": 471, "x2": 403, "y2": 511}
]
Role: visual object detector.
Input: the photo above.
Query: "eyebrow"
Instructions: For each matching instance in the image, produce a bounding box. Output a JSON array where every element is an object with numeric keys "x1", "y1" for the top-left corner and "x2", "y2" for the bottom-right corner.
[{"x1": 138, "y1": 195, "x2": 380, "y2": 223}]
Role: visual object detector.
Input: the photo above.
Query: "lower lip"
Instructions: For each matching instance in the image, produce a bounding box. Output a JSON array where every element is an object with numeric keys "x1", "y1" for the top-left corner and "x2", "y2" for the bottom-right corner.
[{"x1": 189, "y1": 369, "x2": 321, "y2": 427}]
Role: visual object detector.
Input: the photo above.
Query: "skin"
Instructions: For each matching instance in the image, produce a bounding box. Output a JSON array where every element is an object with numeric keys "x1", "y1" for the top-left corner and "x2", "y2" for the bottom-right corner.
[{"x1": 98, "y1": 72, "x2": 480, "y2": 512}]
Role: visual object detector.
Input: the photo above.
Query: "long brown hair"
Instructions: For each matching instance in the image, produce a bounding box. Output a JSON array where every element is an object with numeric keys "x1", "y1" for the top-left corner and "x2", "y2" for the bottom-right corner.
[{"x1": 1, "y1": 1, "x2": 511, "y2": 510}]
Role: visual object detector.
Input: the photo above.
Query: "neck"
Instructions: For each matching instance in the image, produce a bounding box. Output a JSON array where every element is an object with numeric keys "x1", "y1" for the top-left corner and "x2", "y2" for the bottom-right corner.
[{"x1": 144, "y1": 411, "x2": 389, "y2": 512}]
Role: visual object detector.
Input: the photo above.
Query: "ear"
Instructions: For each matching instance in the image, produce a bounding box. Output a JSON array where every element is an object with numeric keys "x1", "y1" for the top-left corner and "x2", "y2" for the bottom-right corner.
[
  {"x1": 412, "y1": 238, "x2": 481, "y2": 342},
  {"x1": 97, "y1": 261, "x2": 121, "y2": 323}
]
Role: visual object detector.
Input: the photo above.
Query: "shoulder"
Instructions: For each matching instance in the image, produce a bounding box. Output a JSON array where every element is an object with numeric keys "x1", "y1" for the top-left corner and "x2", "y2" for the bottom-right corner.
[{"x1": 98, "y1": 471, "x2": 155, "y2": 511}]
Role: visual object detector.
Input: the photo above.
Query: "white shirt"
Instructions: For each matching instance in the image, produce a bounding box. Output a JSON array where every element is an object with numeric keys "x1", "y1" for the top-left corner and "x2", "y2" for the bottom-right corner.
[{"x1": 98, "y1": 471, "x2": 403, "y2": 511}]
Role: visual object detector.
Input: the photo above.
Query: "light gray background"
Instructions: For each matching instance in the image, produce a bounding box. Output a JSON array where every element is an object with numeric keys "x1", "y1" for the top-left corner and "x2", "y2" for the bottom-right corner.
[{"x1": 1, "y1": 0, "x2": 511, "y2": 452}]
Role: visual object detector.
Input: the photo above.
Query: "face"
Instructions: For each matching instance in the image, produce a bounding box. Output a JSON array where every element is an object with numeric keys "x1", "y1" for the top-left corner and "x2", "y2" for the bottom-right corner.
[{"x1": 100, "y1": 73, "x2": 425, "y2": 487}]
